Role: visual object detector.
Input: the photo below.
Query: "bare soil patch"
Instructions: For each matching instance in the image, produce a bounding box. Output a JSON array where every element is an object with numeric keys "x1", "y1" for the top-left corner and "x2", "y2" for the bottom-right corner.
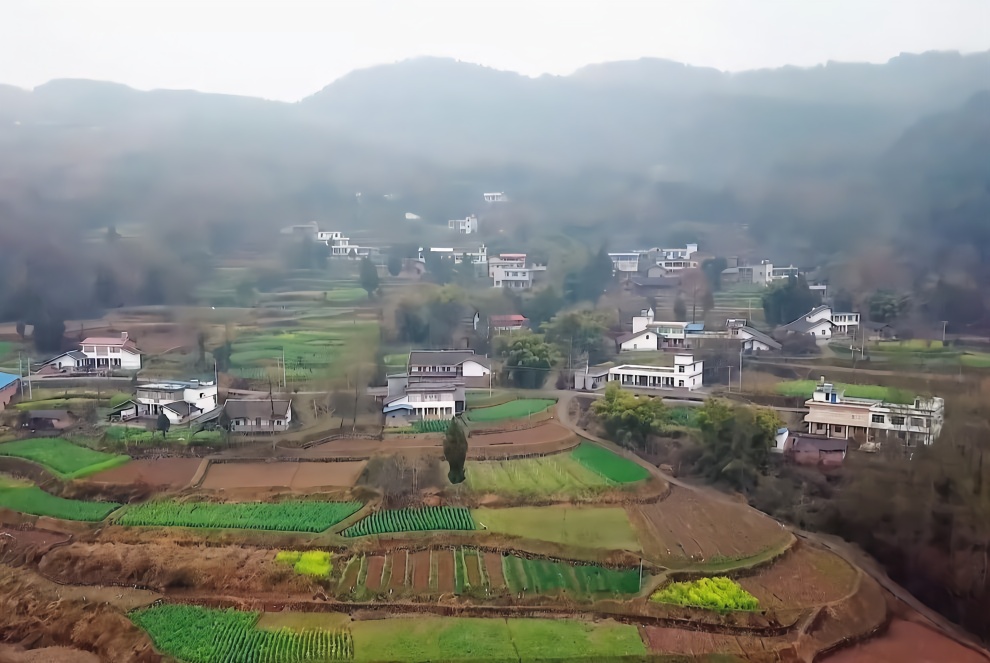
[
  {"x1": 365, "y1": 555, "x2": 385, "y2": 591},
  {"x1": 87, "y1": 458, "x2": 201, "y2": 488},
  {"x1": 465, "y1": 553, "x2": 481, "y2": 587},
  {"x1": 0, "y1": 644, "x2": 101, "y2": 663},
  {"x1": 630, "y1": 485, "x2": 791, "y2": 566},
  {"x1": 388, "y1": 550, "x2": 407, "y2": 590},
  {"x1": 436, "y1": 548, "x2": 455, "y2": 593},
  {"x1": 739, "y1": 543, "x2": 858, "y2": 609},
  {"x1": 825, "y1": 619, "x2": 988, "y2": 663},
  {"x1": 410, "y1": 550, "x2": 431, "y2": 591},
  {"x1": 483, "y1": 552, "x2": 505, "y2": 588},
  {"x1": 201, "y1": 462, "x2": 299, "y2": 489},
  {"x1": 0, "y1": 527, "x2": 71, "y2": 563},
  {"x1": 290, "y1": 461, "x2": 366, "y2": 488}
]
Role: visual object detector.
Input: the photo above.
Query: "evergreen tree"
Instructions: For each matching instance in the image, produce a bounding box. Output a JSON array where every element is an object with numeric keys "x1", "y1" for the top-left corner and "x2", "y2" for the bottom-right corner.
[
  {"x1": 156, "y1": 412, "x2": 171, "y2": 438},
  {"x1": 443, "y1": 419, "x2": 468, "y2": 484},
  {"x1": 359, "y1": 258, "x2": 380, "y2": 297}
]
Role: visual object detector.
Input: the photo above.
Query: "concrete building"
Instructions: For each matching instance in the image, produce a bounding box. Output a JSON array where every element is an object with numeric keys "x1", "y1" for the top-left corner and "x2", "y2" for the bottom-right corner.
[
  {"x1": 779, "y1": 306, "x2": 859, "y2": 341},
  {"x1": 804, "y1": 380, "x2": 945, "y2": 448},
  {"x1": 316, "y1": 231, "x2": 371, "y2": 258},
  {"x1": 448, "y1": 215, "x2": 479, "y2": 234},
  {"x1": 483, "y1": 192, "x2": 506, "y2": 202},
  {"x1": 382, "y1": 350, "x2": 492, "y2": 424},
  {"x1": 608, "y1": 251, "x2": 646, "y2": 274},
  {"x1": 488, "y1": 254, "x2": 546, "y2": 290},
  {"x1": 607, "y1": 354, "x2": 704, "y2": 391},
  {"x1": 419, "y1": 245, "x2": 487, "y2": 265},
  {"x1": 224, "y1": 399, "x2": 292, "y2": 433},
  {"x1": 113, "y1": 379, "x2": 218, "y2": 424}
]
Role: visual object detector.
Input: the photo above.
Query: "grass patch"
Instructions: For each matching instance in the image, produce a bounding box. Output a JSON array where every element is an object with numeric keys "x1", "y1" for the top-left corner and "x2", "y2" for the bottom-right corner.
[
  {"x1": 276, "y1": 550, "x2": 333, "y2": 578},
  {"x1": 0, "y1": 438, "x2": 129, "y2": 479},
  {"x1": 502, "y1": 555, "x2": 642, "y2": 596},
  {"x1": 343, "y1": 507, "x2": 475, "y2": 537},
  {"x1": 0, "y1": 485, "x2": 119, "y2": 521},
  {"x1": 104, "y1": 426, "x2": 223, "y2": 445},
  {"x1": 12, "y1": 397, "x2": 103, "y2": 411},
  {"x1": 350, "y1": 616, "x2": 645, "y2": 662},
  {"x1": 117, "y1": 500, "x2": 361, "y2": 532},
  {"x1": 464, "y1": 399, "x2": 555, "y2": 423},
  {"x1": 474, "y1": 506, "x2": 642, "y2": 551},
  {"x1": 651, "y1": 576, "x2": 759, "y2": 613},
  {"x1": 774, "y1": 380, "x2": 913, "y2": 403},
  {"x1": 131, "y1": 604, "x2": 353, "y2": 662},
  {"x1": 465, "y1": 453, "x2": 614, "y2": 496},
  {"x1": 570, "y1": 442, "x2": 650, "y2": 484}
]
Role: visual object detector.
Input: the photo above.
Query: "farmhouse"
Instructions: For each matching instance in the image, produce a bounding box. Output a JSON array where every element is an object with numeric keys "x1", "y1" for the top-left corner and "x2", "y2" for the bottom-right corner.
[
  {"x1": 483, "y1": 192, "x2": 505, "y2": 202},
  {"x1": 381, "y1": 350, "x2": 492, "y2": 423},
  {"x1": 804, "y1": 380, "x2": 945, "y2": 448},
  {"x1": 73, "y1": 333, "x2": 143, "y2": 371},
  {"x1": 0, "y1": 372, "x2": 19, "y2": 412},
  {"x1": 607, "y1": 354, "x2": 704, "y2": 391},
  {"x1": 726, "y1": 322, "x2": 782, "y2": 352},
  {"x1": 419, "y1": 245, "x2": 488, "y2": 265},
  {"x1": 316, "y1": 231, "x2": 371, "y2": 258},
  {"x1": 489, "y1": 253, "x2": 547, "y2": 290},
  {"x1": 37, "y1": 350, "x2": 89, "y2": 373},
  {"x1": 573, "y1": 364, "x2": 612, "y2": 391},
  {"x1": 785, "y1": 434, "x2": 848, "y2": 466},
  {"x1": 448, "y1": 215, "x2": 479, "y2": 234},
  {"x1": 111, "y1": 379, "x2": 218, "y2": 424},
  {"x1": 223, "y1": 398, "x2": 292, "y2": 433},
  {"x1": 383, "y1": 382, "x2": 463, "y2": 424}
]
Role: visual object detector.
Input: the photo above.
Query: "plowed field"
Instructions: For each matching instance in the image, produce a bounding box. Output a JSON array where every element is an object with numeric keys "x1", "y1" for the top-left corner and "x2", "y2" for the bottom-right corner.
[
  {"x1": 630, "y1": 486, "x2": 791, "y2": 565},
  {"x1": 388, "y1": 551, "x2": 407, "y2": 590},
  {"x1": 436, "y1": 549, "x2": 455, "y2": 593},
  {"x1": 200, "y1": 461, "x2": 366, "y2": 489},
  {"x1": 365, "y1": 555, "x2": 385, "y2": 591},
  {"x1": 739, "y1": 544, "x2": 857, "y2": 609},
  {"x1": 410, "y1": 551, "x2": 431, "y2": 591},
  {"x1": 87, "y1": 458, "x2": 202, "y2": 488}
]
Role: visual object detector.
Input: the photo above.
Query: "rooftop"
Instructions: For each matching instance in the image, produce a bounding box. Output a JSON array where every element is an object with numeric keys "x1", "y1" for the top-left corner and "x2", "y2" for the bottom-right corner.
[
  {"x1": 408, "y1": 350, "x2": 490, "y2": 368},
  {"x1": 138, "y1": 380, "x2": 216, "y2": 391},
  {"x1": 0, "y1": 372, "x2": 18, "y2": 389},
  {"x1": 224, "y1": 399, "x2": 291, "y2": 419}
]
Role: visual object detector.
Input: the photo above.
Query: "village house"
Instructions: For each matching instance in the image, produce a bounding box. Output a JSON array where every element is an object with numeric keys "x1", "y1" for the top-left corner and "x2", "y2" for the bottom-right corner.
[
  {"x1": 489, "y1": 314, "x2": 529, "y2": 335},
  {"x1": 0, "y1": 372, "x2": 19, "y2": 412},
  {"x1": 223, "y1": 398, "x2": 292, "y2": 433},
  {"x1": 803, "y1": 380, "x2": 945, "y2": 448},
  {"x1": 483, "y1": 192, "x2": 506, "y2": 202},
  {"x1": 726, "y1": 320, "x2": 783, "y2": 352},
  {"x1": 419, "y1": 245, "x2": 488, "y2": 265},
  {"x1": 39, "y1": 333, "x2": 142, "y2": 373},
  {"x1": 862, "y1": 321, "x2": 896, "y2": 341},
  {"x1": 778, "y1": 305, "x2": 859, "y2": 342},
  {"x1": 607, "y1": 354, "x2": 704, "y2": 391},
  {"x1": 489, "y1": 253, "x2": 547, "y2": 290},
  {"x1": 448, "y1": 215, "x2": 479, "y2": 234},
  {"x1": 381, "y1": 350, "x2": 492, "y2": 424},
  {"x1": 316, "y1": 230, "x2": 371, "y2": 258},
  {"x1": 784, "y1": 434, "x2": 848, "y2": 466},
  {"x1": 111, "y1": 379, "x2": 218, "y2": 425},
  {"x1": 618, "y1": 310, "x2": 779, "y2": 354}
]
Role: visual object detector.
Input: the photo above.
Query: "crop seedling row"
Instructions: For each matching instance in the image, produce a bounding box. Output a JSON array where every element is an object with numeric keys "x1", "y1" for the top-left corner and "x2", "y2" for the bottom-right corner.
[
  {"x1": 0, "y1": 486, "x2": 120, "y2": 521},
  {"x1": 118, "y1": 500, "x2": 361, "y2": 532},
  {"x1": 342, "y1": 506, "x2": 475, "y2": 537}
]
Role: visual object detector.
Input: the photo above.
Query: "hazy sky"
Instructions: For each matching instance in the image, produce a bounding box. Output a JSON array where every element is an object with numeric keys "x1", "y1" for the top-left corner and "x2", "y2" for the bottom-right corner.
[{"x1": 4, "y1": 0, "x2": 988, "y2": 101}]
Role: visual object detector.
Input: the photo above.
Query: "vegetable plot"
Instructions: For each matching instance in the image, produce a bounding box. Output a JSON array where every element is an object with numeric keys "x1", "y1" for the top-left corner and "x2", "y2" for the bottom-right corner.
[
  {"x1": 0, "y1": 485, "x2": 120, "y2": 521},
  {"x1": 131, "y1": 605, "x2": 353, "y2": 662},
  {"x1": 412, "y1": 419, "x2": 450, "y2": 434},
  {"x1": 570, "y1": 442, "x2": 650, "y2": 484},
  {"x1": 343, "y1": 507, "x2": 475, "y2": 537},
  {"x1": 0, "y1": 438, "x2": 129, "y2": 479},
  {"x1": 651, "y1": 576, "x2": 759, "y2": 613},
  {"x1": 117, "y1": 500, "x2": 361, "y2": 532},
  {"x1": 502, "y1": 555, "x2": 642, "y2": 596}
]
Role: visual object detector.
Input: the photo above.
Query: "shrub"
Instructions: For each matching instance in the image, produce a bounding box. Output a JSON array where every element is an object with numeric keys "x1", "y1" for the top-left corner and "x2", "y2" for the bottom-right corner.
[
  {"x1": 277, "y1": 550, "x2": 332, "y2": 577},
  {"x1": 651, "y1": 576, "x2": 759, "y2": 613}
]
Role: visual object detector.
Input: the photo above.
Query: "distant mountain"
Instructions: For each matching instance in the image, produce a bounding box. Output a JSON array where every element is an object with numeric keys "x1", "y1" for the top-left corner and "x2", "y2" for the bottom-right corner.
[{"x1": 301, "y1": 51, "x2": 990, "y2": 180}]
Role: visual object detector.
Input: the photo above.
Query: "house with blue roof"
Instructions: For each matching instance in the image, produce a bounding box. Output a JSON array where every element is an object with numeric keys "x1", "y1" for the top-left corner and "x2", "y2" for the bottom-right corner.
[{"x1": 0, "y1": 371, "x2": 20, "y2": 412}]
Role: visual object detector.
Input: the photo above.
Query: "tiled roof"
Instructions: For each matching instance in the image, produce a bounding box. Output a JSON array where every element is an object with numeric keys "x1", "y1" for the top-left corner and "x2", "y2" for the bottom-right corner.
[
  {"x1": 408, "y1": 350, "x2": 489, "y2": 368},
  {"x1": 224, "y1": 399, "x2": 291, "y2": 419}
]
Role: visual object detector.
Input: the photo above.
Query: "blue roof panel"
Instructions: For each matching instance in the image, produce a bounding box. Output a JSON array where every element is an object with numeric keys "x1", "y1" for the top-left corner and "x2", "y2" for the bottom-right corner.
[
  {"x1": 0, "y1": 372, "x2": 19, "y2": 390},
  {"x1": 685, "y1": 323, "x2": 705, "y2": 332}
]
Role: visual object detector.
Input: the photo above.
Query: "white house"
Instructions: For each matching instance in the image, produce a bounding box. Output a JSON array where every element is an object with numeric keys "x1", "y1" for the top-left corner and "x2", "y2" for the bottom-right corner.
[
  {"x1": 38, "y1": 350, "x2": 89, "y2": 373},
  {"x1": 224, "y1": 398, "x2": 292, "y2": 433},
  {"x1": 316, "y1": 231, "x2": 371, "y2": 258},
  {"x1": 489, "y1": 254, "x2": 546, "y2": 290},
  {"x1": 607, "y1": 354, "x2": 704, "y2": 391},
  {"x1": 384, "y1": 383, "x2": 462, "y2": 423},
  {"x1": 483, "y1": 192, "x2": 506, "y2": 202},
  {"x1": 111, "y1": 379, "x2": 218, "y2": 424},
  {"x1": 804, "y1": 380, "x2": 944, "y2": 448},
  {"x1": 726, "y1": 323, "x2": 783, "y2": 352},
  {"x1": 779, "y1": 305, "x2": 859, "y2": 341},
  {"x1": 608, "y1": 251, "x2": 646, "y2": 274},
  {"x1": 407, "y1": 350, "x2": 491, "y2": 387},
  {"x1": 79, "y1": 333, "x2": 142, "y2": 370},
  {"x1": 419, "y1": 245, "x2": 488, "y2": 265},
  {"x1": 381, "y1": 350, "x2": 491, "y2": 422},
  {"x1": 448, "y1": 215, "x2": 479, "y2": 234}
]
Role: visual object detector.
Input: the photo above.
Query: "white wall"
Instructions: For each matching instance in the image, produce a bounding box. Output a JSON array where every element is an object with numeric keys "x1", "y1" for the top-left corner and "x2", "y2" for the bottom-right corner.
[
  {"x1": 806, "y1": 307, "x2": 833, "y2": 324},
  {"x1": 619, "y1": 332, "x2": 658, "y2": 351},
  {"x1": 182, "y1": 385, "x2": 219, "y2": 412},
  {"x1": 461, "y1": 360, "x2": 491, "y2": 377}
]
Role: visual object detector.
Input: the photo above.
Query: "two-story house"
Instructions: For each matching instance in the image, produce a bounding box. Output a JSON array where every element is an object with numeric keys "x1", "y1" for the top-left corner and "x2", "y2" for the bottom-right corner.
[
  {"x1": 43, "y1": 333, "x2": 142, "y2": 372},
  {"x1": 778, "y1": 306, "x2": 859, "y2": 341},
  {"x1": 804, "y1": 380, "x2": 944, "y2": 448},
  {"x1": 316, "y1": 230, "x2": 371, "y2": 258},
  {"x1": 382, "y1": 350, "x2": 492, "y2": 423},
  {"x1": 111, "y1": 379, "x2": 218, "y2": 424},
  {"x1": 607, "y1": 354, "x2": 704, "y2": 391},
  {"x1": 489, "y1": 253, "x2": 547, "y2": 290},
  {"x1": 483, "y1": 192, "x2": 505, "y2": 202}
]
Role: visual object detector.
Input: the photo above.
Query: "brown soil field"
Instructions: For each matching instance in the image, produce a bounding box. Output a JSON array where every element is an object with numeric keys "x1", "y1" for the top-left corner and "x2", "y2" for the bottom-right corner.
[
  {"x1": 87, "y1": 458, "x2": 202, "y2": 488},
  {"x1": 825, "y1": 619, "x2": 988, "y2": 663},
  {"x1": 410, "y1": 550, "x2": 431, "y2": 591},
  {"x1": 365, "y1": 555, "x2": 385, "y2": 591},
  {"x1": 0, "y1": 527, "x2": 71, "y2": 562},
  {"x1": 483, "y1": 552, "x2": 506, "y2": 587},
  {"x1": 38, "y1": 542, "x2": 308, "y2": 594},
  {"x1": 436, "y1": 548, "x2": 455, "y2": 593},
  {"x1": 465, "y1": 553, "x2": 481, "y2": 587},
  {"x1": 200, "y1": 461, "x2": 367, "y2": 490},
  {"x1": 798, "y1": 572, "x2": 889, "y2": 661},
  {"x1": 388, "y1": 551, "x2": 407, "y2": 590},
  {"x1": 0, "y1": 565, "x2": 161, "y2": 663},
  {"x1": 639, "y1": 626, "x2": 796, "y2": 660},
  {"x1": 290, "y1": 461, "x2": 366, "y2": 488},
  {"x1": 0, "y1": 644, "x2": 101, "y2": 663},
  {"x1": 629, "y1": 486, "x2": 792, "y2": 565},
  {"x1": 738, "y1": 543, "x2": 858, "y2": 609}
]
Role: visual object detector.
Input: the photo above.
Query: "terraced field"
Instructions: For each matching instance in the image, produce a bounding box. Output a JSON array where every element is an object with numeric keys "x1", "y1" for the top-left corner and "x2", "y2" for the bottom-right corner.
[
  {"x1": 117, "y1": 500, "x2": 362, "y2": 532},
  {"x1": 464, "y1": 399, "x2": 556, "y2": 423},
  {"x1": 342, "y1": 507, "x2": 475, "y2": 537},
  {"x1": 0, "y1": 438, "x2": 129, "y2": 479},
  {"x1": 474, "y1": 506, "x2": 643, "y2": 552},
  {"x1": 0, "y1": 480, "x2": 120, "y2": 521}
]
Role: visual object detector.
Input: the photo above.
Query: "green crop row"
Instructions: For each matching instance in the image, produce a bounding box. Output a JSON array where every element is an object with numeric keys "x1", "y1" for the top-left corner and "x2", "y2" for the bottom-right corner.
[
  {"x1": 651, "y1": 576, "x2": 759, "y2": 613},
  {"x1": 131, "y1": 605, "x2": 353, "y2": 662},
  {"x1": 117, "y1": 500, "x2": 362, "y2": 532},
  {"x1": 343, "y1": 506, "x2": 475, "y2": 537},
  {"x1": 411, "y1": 419, "x2": 450, "y2": 434},
  {"x1": 570, "y1": 442, "x2": 650, "y2": 484},
  {"x1": 0, "y1": 486, "x2": 120, "y2": 521},
  {"x1": 502, "y1": 555, "x2": 641, "y2": 596}
]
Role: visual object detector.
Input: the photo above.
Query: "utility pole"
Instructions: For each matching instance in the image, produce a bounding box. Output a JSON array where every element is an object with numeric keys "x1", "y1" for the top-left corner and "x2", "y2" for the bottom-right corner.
[
  {"x1": 738, "y1": 346, "x2": 743, "y2": 392},
  {"x1": 941, "y1": 320, "x2": 948, "y2": 344},
  {"x1": 18, "y1": 355, "x2": 24, "y2": 397},
  {"x1": 726, "y1": 366, "x2": 732, "y2": 392},
  {"x1": 26, "y1": 358, "x2": 32, "y2": 400},
  {"x1": 281, "y1": 348, "x2": 287, "y2": 391},
  {"x1": 638, "y1": 558, "x2": 644, "y2": 592}
]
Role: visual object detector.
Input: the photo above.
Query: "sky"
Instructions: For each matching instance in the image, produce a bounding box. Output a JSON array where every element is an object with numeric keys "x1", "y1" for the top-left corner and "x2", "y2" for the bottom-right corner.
[{"x1": 4, "y1": 0, "x2": 988, "y2": 102}]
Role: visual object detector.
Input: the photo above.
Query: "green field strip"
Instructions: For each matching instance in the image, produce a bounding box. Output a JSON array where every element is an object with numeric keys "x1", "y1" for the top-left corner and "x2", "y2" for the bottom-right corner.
[
  {"x1": 337, "y1": 556, "x2": 359, "y2": 594},
  {"x1": 429, "y1": 550, "x2": 439, "y2": 593},
  {"x1": 342, "y1": 506, "x2": 475, "y2": 537},
  {"x1": 476, "y1": 551, "x2": 490, "y2": 589},
  {"x1": 117, "y1": 500, "x2": 362, "y2": 532},
  {"x1": 0, "y1": 438, "x2": 130, "y2": 480},
  {"x1": 356, "y1": 555, "x2": 369, "y2": 588},
  {"x1": 502, "y1": 555, "x2": 523, "y2": 593},
  {"x1": 0, "y1": 486, "x2": 120, "y2": 522},
  {"x1": 570, "y1": 442, "x2": 650, "y2": 484}
]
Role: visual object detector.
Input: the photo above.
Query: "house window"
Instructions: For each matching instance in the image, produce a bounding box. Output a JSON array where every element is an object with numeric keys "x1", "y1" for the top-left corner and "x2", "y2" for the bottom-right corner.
[
  {"x1": 891, "y1": 416, "x2": 905, "y2": 426},
  {"x1": 871, "y1": 414, "x2": 885, "y2": 424},
  {"x1": 911, "y1": 417, "x2": 924, "y2": 427},
  {"x1": 821, "y1": 330, "x2": 826, "y2": 335},
  {"x1": 678, "y1": 366, "x2": 685, "y2": 373},
  {"x1": 678, "y1": 380, "x2": 684, "y2": 387},
  {"x1": 833, "y1": 425, "x2": 843, "y2": 434}
]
